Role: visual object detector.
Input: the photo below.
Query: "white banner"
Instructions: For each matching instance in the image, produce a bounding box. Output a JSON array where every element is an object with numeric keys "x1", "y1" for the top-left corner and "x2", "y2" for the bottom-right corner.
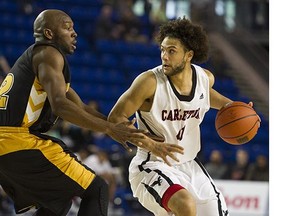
[{"x1": 215, "y1": 180, "x2": 269, "y2": 216}]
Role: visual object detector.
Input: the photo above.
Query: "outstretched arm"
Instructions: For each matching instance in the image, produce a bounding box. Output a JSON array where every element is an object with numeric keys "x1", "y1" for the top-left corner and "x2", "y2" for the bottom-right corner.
[
  {"x1": 67, "y1": 87, "x2": 107, "y2": 120},
  {"x1": 33, "y1": 46, "x2": 145, "y2": 147}
]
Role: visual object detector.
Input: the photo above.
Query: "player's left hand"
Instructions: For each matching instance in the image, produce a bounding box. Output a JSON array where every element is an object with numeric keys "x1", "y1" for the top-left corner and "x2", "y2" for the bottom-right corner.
[
  {"x1": 248, "y1": 101, "x2": 261, "y2": 128},
  {"x1": 137, "y1": 135, "x2": 184, "y2": 166}
]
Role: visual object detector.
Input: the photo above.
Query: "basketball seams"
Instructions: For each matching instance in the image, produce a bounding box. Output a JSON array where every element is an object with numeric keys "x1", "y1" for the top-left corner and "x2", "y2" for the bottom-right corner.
[
  {"x1": 216, "y1": 104, "x2": 255, "y2": 121},
  {"x1": 218, "y1": 119, "x2": 259, "y2": 139},
  {"x1": 216, "y1": 114, "x2": 258, "y2": 130},
  {"x1": 214, "y1": 101, "x2": 260, "y2": 145}
]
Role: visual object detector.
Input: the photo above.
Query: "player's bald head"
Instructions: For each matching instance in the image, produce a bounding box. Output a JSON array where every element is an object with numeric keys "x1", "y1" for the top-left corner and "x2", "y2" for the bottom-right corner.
[{"x1": 33, "y1": 9, "x2": 71, "y2": 40}]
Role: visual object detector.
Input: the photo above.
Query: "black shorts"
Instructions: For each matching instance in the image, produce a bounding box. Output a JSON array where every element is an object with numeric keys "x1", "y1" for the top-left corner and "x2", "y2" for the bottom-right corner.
[{"x1": 0, "y1": 127, "x2": 95, "y2": 215}]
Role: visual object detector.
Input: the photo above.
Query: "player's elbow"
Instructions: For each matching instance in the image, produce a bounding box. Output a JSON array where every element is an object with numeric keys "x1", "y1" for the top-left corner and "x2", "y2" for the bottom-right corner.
[
  {"x1": 107, "y1": 112, "x2": 117, "y2": 123},
  {"x1": 108, "y1": 109, "x2": 124, "y2": 123},
  {"x1": 50, "y1": 104, "x2": 63, "y2": 117},
  {"x1": 49, "y1": 96, "x2": 68, "y2": 117}
]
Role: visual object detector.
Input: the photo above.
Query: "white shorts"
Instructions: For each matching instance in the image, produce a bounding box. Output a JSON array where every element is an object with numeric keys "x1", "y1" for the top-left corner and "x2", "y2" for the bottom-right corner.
[{"x1": 129, "y1": 150, "x2": 229, "y2": 216}]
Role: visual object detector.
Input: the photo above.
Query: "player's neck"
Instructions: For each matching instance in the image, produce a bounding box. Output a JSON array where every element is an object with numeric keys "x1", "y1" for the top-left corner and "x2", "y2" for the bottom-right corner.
[{"x1": 169, "y1": 68, "x2": 193, "y2": 96}]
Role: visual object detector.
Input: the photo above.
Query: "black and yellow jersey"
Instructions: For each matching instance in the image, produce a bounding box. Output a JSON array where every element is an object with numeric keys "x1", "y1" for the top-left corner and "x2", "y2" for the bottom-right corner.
[{"x1": 0, "y1": 42, "x2": 71, "y2": 132}]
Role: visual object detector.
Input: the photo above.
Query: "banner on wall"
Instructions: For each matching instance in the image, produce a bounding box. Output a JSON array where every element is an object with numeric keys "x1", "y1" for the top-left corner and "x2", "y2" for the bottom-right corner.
[{"x1": 215, "y1": 180, "x2": 269, "y2": 216}]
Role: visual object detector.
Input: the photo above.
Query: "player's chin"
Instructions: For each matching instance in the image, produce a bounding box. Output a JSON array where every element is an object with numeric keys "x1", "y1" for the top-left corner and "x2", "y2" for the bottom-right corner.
[
  {"x1": 162, "y1": 67, "x2": 170, "y2": 75},
  {"x1": 68, "y1": 48, "x2": 76, "y2": 55},
  {"x1": 163, "y1": 70, "x2": 173, "y2": 76},
  {"x1": 68, "y1": 44, "x2": 76, "y2": 53}
]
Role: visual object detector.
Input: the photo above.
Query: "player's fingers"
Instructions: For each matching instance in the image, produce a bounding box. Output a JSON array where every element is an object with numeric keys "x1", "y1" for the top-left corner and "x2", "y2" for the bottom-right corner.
[
  {"x1": 120, "y1": 141, "x2": 132, "y2": 152},
  {"x1": 168, "y1": 144, "x2": 184, "y2": 154},
  {"x1": 130, "y1": 118, "x2": 136, "y2": 125},
  {"x1": 137, "y1": 141, "x2": 143, "y2": 146},
  {"x1": 248, "y1": 101, "x2": 253, "y2": 107},
  {"x1": 128, "y1": 140, "x2": 143, "y2": 147},
  {"x1": 170, "y1": 147, "x2": 184, "y2": 155},
  {"x1": 126, "y1": 119, "x2": 147, "y2": 133},
  {"x1": 126, "y1": 130, "x2": 146, "y2": 139},
  {"x1": 126, "y1": 135, "x2": 145, "y2": 148},
  {"x1": 144, "y1": 133, "x2": 165, "y2": 142},
  {"x1": 167, "y1": 153, "x2": 180, "y2": 163},
  {"x1": 255, "y1": 114, "x2": 261, "y2": 128},
  {"x1": 158, "y1": 146, "x2": 181, "y2": 164},
  {"x1": 170, "y1": 144, "x2": 184, "y2": 150},
  {"x1": 162, "y1": 156, "x2": 172, "y2": 166},
  {"x1": 257, "y1": 118, "x2": 261, "y2": 128}
]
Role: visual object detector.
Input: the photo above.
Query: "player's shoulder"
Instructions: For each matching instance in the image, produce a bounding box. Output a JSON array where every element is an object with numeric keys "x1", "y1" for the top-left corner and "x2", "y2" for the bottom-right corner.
[
  {"x1": 136, "y1": 68, "x2": 157, "y2": 82},
  {"x1": 33, "y1": 44, "x2": 64, "y2": 64},
  {"x1": 129, "y1": 69, "x2": 157, "y2": 94},
  {"x1": 203, "y1": 68, "x2": 214, "y2": 79},
  {"x1": 193, "y1": 64, "x2": 215, "y2": 87},
  {"x1": 34, "y1": 44, "x2": 62, "y2": 56},
  {"x1": 192, "y1": 64, "x2": 211, "y2": 76}
]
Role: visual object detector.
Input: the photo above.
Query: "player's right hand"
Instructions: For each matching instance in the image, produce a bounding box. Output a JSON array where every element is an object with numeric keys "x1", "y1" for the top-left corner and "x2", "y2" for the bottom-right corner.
[
  {"x1": 106, "y1": 120, "x2": 146, "y2": 152},
  {"x1": 143, "y1": 132, "x2": 165, "y2": 142},
  {"x1": 134, "y1": 135, "x2": 184, "y2": 166},
  {"x1": 106, "y1": 121, "x2": 184, "y2": 165}
]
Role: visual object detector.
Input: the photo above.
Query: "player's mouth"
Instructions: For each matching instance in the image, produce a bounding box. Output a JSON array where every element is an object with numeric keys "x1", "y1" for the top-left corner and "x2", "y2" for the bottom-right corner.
[
  {"x1": 72, "y1": 40, "x2": 77, "y2": 50},
  {"x1": 162, "y1": 64, "x2": 170, "y2": 69}
]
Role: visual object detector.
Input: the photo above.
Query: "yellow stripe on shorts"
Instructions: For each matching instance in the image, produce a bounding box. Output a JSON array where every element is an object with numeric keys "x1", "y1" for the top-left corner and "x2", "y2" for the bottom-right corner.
[{"x1": 0, "y1": 127, "x2": 95, "y2": 189}]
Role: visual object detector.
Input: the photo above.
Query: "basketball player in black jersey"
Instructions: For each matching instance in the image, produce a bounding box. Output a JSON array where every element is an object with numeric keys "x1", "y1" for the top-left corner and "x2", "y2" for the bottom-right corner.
[{"x1": 0, "y1": 9, "x2": 183, "y2": 216}]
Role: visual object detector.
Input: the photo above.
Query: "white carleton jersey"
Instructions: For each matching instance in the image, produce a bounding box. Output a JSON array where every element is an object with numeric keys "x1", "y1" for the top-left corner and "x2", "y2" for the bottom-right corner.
[{"x1": 136, "y1": 64, "x2": 210, "y2": 164}]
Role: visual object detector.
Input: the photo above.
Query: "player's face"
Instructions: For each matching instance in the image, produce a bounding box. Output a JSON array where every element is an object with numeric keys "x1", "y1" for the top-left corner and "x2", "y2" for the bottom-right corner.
[
  {"x1": 53, "y1": 16, "x2": 77, "y2": 54},
  {"x1": 160, "y1": 37, "x2": 190, "y2": 76}
]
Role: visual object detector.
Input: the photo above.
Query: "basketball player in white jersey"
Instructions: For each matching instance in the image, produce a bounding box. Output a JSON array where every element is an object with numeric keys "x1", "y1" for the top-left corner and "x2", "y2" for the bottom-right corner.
[{"x1": 108, "y1": 17, "x2": 251, "y2": 216}]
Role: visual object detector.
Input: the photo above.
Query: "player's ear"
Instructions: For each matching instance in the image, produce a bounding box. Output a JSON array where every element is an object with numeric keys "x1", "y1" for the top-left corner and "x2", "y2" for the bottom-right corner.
[
  {"x1": 43, "y1": 28, "x2": 53, "y2": 40},
  {"x1": 187, "y1": 50, "x2": 194, "y2": 61}
]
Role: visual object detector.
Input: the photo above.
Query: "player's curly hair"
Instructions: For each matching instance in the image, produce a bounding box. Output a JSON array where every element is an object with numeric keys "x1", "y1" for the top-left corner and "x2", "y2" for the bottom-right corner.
[{"x1": 155, "y1": 17, "x2": 209, "y2": 64}]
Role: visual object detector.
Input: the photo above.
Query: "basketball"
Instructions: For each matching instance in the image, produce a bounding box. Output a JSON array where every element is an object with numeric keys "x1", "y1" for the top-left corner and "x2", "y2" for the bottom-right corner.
[{"x1": 215, "y1": 101, "x2": 260, "y2": 145}]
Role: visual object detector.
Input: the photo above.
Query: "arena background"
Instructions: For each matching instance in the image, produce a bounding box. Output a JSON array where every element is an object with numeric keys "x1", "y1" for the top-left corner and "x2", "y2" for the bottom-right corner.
[{"x1": 0, "y1": 0, "x2": 270, "y2": 215}]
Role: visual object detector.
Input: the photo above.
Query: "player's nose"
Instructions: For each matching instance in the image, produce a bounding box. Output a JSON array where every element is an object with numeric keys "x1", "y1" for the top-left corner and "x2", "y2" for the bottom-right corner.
[{"x1": 72, "y1": 30, "x2": 77, "y2": 38}]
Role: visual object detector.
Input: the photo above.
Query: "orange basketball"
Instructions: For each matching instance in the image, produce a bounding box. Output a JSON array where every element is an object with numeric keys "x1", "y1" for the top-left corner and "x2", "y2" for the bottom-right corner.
[{"x1": 215, "y1": 101, "x2": 260, "y2": 145}]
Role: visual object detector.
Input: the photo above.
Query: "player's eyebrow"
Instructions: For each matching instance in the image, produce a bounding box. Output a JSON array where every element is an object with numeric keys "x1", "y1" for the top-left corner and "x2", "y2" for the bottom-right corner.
[{"x1": 160, "y1": 45, "x2": 177, "y2": 49}]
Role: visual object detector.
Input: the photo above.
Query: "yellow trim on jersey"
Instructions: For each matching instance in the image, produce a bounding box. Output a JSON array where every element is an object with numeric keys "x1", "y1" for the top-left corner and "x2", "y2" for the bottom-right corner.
[
  {"x1": 22, "y1": 78, "x2": 47, "y2": 127},
  {"x1": 0, "y1": 127, "x2": 95, "y2": 189},
  {"x1": 22, "y1": 81, "x2": 70, "y2": 127},
  {"x1": 66, "y1": 83, "x2": 70, "y2": 92}
]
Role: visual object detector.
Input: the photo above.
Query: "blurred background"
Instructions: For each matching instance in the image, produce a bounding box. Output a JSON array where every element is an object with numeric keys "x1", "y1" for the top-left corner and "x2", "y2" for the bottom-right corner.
[{"x1": 0, "y1": 0, "x2": 269, "y2": 215}]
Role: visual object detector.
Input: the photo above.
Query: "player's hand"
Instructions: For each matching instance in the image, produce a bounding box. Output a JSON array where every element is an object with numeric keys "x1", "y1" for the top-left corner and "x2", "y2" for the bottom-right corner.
[
  {"x1": 153, "y1": 142, "x2": 184, "y2": 166},
  {"x1": 107, "y1": 120, "x2": 147, "y2": 152},
  {"x1": 136, "y1": 135, "x2": 184, "y2": 166},
  {"x1": 143, "y1": 132, "x2": 165, "y2": 142},
  {"x1": 248, "y1": 101, "x2": 261, "y2": 128},
  {"x1": 107, "y1": 120, "x2": 184, "y2": 165}
]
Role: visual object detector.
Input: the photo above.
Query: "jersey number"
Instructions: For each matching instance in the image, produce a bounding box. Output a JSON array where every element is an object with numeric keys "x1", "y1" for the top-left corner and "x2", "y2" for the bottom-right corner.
[
  {"x1": 176, "y1": 125, "x2": 186, "y2": 141},
  {"x1": 0, "y1": 73, "x2": 14, "y2": 110}
]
